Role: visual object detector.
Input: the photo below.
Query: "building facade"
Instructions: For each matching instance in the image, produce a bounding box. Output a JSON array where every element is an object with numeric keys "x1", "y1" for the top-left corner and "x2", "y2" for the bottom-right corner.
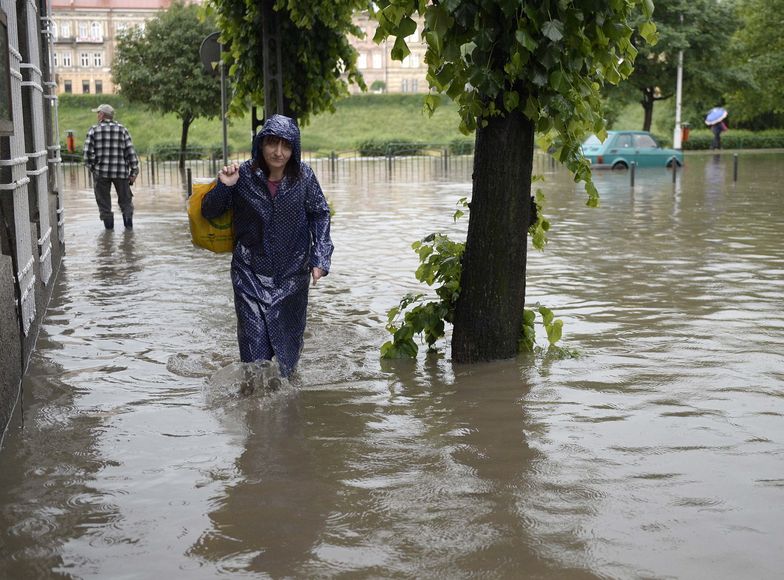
[
  {"x1": 1, "y1": 0, "x2": 64, "y2": 442},
  {"x1": 48, "y1": 2, "x2": 428, "y2": 96},
  {"x1": 50, "y1": 0, "x2": 183, "y2": 95},
  {"x1": 349, "y1": 11, "x2": 428, "y2": 95}
]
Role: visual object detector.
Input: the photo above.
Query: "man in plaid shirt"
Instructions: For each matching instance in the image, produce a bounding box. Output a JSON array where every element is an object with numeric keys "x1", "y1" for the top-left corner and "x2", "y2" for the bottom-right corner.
[{"x1": 84, "y1": 104, "x2": 139, "y2": 229}]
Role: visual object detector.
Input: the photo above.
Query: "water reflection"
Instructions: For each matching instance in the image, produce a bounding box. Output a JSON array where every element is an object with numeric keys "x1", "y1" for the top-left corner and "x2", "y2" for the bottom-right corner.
[{"x1": 1, "y1": 153, "x2": 783, "y2": 578}]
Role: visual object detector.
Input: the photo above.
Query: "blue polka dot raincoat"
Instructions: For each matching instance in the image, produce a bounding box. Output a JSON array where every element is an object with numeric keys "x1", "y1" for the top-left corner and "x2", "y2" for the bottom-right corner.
[{"x1": 201, "y1": 115, "x2": 333, "y2": 376}]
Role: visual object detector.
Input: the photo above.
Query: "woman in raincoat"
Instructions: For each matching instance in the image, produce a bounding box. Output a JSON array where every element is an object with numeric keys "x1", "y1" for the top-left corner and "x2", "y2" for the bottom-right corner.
[{"x1": 202, "y1": 114, "x2": 333, "y2": 377}]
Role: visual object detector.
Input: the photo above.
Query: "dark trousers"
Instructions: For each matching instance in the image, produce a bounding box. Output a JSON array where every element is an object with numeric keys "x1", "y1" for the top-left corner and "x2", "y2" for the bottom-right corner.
[
  {"x1": 94, "y1": 176, "x2": 133, "y2": 221},
  {"x1": 711, "y1": 124, "x2": 723, "y2": 150}
]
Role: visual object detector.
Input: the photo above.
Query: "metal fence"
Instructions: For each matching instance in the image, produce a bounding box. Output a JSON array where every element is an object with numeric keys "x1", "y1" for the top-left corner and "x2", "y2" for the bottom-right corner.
[{"x1": 60, "y1": 148, "x2": 559, "y2": 192}]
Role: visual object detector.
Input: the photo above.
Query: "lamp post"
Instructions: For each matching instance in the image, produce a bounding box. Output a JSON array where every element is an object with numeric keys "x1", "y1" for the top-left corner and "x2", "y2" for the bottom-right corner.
[{"x1": 673, "y1": 13, "x2": 684, "y2": 150}]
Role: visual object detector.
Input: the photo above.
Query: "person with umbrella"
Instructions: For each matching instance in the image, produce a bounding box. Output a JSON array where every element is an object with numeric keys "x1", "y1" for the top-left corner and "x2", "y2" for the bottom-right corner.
[{"x1": 705, "y1": 106, "x2": 728, "y2": 150}]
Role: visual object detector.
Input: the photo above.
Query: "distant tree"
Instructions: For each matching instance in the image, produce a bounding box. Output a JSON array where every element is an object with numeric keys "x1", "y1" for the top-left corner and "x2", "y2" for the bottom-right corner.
[
  {"x1": 374, "y1": 1, "x2": 655, "y2": 362},
  {"x1": 205, "y1": 0, "x2": 367, "y2": 125},
  {"x1": 112, "y1": 1, "x2": 221, "y2": 168},
  {"x1": 726, "y1": 0, "x2": 784, "y2": 124},
  {"x1": 621, "y1": 0, "x2": 739, "y2": 132}
]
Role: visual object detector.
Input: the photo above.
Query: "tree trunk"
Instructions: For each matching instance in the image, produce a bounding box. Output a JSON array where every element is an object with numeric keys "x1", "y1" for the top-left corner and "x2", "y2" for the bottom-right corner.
[
  {"x1": 178, "y1": 114, "x2": 193, "y2": 170},
  {"x1": 451, "y1": 110, "x2": 535, "y2": 363},
  {"x1": 641, "y1": 88, "x2": 654, "y2": 132}
]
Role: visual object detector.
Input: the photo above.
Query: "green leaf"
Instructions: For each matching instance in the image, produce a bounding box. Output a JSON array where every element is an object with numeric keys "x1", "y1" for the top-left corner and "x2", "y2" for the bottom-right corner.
[
  {"x1": 542, "y1": 20, "x2": 564, "y2": 42},
  {"x1": 391, "y1": 36, "x2": 411, "y2": 61}
]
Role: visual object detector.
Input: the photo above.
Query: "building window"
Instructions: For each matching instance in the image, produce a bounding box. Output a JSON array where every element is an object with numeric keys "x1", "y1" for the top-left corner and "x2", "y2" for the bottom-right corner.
[
  {"x1": 357, "y1": 52, "x2": 367, "y2": 69},
  {"x1": 80, "y1": 53, "x2": 89, "y2": 67},
  {"x1": 79, "y1": 22, "x2": 88, "y2": 38},
  {"x1": 402, "y1": 53, "x2": 420, "y2": 68},
  {"x1": 91, "y1": 21, "x2": 102, "y2": 40},
  {"x1": 82, "y1": 80, "x2": 90, "y2": 94},
  {"x1": 52, "y1": 53, "x2": 58, "y2": 67},
  {"x1": 401, "y1": 79, "x2": 409, "y2": 93},
  {"x1": 412, "y1": 79, "x2": 418, "y2": 92},
  {"x1": 372, "y1": 52, "x2": 382, "y2": 69},
  {"x1": 93, "y1": 52, "x2": 102, "y2": 67},
  {"x1": 60, "y1": 23, "x2": 70, "y2": 38},
  {"x1": 64, "y1": 80, "x2": 72, "y2": 93},
  {"x1": 95, "y1": 80, "x2": 103, "y2": 94},
  {"x1": 61, "y1": 52, "x2": 72, "y2": 67},
  {"x1": 116, "y1": 22, "x2": 127, "y2": 34}
]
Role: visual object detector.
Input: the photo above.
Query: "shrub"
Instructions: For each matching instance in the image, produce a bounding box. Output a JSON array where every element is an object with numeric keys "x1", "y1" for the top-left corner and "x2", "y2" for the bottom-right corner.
[
  {"x1": 449, "y1": 138, "x2": 474, "y2": 155},
  {"x1": 682, "y1": 129, "x2": 784, "y2": 150},
  {"x1": 356, "y1": 139, "x2": 427, "y2": 157},
  {"x1": 149, "y1": 143, "x2": 229, "y2": 161}
]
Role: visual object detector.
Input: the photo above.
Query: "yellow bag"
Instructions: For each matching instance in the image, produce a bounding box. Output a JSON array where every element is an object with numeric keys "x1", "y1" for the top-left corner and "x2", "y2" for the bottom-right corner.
[{"x1": 187, "y1": 178, "x2": 234, "y2": 253}]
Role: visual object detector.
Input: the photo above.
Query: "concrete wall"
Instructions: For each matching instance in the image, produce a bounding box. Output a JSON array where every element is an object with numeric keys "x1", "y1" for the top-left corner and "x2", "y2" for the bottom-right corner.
[{"x1": 0, "y1": 0, "x2": 64, "y2": 444}]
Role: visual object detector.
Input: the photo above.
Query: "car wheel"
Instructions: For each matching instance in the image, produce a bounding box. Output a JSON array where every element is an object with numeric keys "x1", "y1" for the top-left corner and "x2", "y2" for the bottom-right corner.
[{"x1": 611, "y1": 161, "x2": 628, "y2": 171}]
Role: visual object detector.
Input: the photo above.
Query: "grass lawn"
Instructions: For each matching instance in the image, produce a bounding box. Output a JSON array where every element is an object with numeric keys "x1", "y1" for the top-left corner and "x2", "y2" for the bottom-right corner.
[{"x1": 58, "y1": 94, "x2": 468, "y2": 157}]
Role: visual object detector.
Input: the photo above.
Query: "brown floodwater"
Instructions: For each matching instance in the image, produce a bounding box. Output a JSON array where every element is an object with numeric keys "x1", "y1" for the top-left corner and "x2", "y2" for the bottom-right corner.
[{"x1": 1, "y1": 152, "x2": 783, "y2": 579}]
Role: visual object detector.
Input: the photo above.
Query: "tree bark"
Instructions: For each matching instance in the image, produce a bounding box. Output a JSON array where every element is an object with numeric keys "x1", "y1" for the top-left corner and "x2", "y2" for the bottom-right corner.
[
  {"x1": 178, "y1": 114, "x2": 193, "y2": 169},
  {"x1": 451, "y1": 110, "x2": 535, "y2": 363},
  {"x1": 641, "y1": 87, "x2": 654, "y2": 132}
]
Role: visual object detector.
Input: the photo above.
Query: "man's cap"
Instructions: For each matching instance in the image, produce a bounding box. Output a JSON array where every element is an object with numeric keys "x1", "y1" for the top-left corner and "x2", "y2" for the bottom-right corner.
[{"x1": 92, "y1": 104, "x2": 114, "y2": 115}]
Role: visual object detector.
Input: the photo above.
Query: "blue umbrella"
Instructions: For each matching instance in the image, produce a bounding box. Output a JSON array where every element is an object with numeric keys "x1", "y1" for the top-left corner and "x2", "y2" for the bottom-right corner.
[{"x1": 705, "y1": 107, "x2": 728, "y2": 126}]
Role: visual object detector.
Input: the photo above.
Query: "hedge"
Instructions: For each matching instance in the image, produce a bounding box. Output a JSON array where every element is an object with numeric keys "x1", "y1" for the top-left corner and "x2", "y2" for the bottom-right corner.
[{"x1": 683, "y1": 129, "x2": 784, "y2": 150}]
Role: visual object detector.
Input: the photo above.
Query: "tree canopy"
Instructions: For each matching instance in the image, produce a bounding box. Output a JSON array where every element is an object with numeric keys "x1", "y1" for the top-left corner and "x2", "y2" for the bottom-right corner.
[
  {"x1": 614, "y1": 0, "x2": 739, "y2": 132},
  {"x1": 727, "y1": 0, "x2": 784, "y2": 122},
  {"x1": 205, "y1": 0, "x2": 368, "y2": 125},
  {"x1": 374, "y1": 0, "x2": 655, "y2": 206},
  {"x1": 112, "y1": 1, "x2": 222, "y2": 165}
]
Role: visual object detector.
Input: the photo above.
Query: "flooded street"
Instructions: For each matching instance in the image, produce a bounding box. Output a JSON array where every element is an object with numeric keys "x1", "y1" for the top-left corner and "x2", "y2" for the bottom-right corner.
[{"x1": 1, "y1": 152, "x2": 783, "y2": 579}]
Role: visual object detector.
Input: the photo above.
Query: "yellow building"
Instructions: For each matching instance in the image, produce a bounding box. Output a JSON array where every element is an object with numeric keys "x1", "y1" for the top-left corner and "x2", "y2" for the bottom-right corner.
[{"x1": 49, "y1": 2, "x2": 427, "y2": 95}]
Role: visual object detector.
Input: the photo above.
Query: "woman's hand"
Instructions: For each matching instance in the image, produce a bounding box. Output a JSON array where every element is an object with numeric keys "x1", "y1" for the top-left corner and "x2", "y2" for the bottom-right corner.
[
  {"x1": 218, "y1": 162, "x2": 240, "y2": 186},
  {"x1": 311, "y1": 267, "x2": 326, "y2": 286}
]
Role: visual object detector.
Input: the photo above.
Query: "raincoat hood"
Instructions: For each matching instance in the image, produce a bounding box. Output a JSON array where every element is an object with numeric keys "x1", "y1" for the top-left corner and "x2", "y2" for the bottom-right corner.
[{"x1": 252, "y1": 114, "x2": 302, "y2": 174}]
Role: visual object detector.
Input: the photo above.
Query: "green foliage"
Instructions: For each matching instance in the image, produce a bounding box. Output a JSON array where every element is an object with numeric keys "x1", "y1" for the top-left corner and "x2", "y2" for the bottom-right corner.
[
  {"x1": 619, "y1": 0, "x2": 740, "y2": 132},
  {"x1": 112, "y1": 2, "x2": 221, "y2": 126},
  {"x1": 381, "y1": 198, "x2": 564, "y2": 359},
  {"x1": 519, "y1": 304, "x2": 562, "y2": 351},
  {"x1": 381, "y1": 232, "x2": 464, "y2": 359},
  {"x1": 372, "y1": 0, "x2": 655, "y2": 207},
  {"x1": 149, "y1": 143, "x2": 230, "y2": 160},
  {"x1": 205, "y1": 0, "x2": 367, "y2": 125},
  {"x1": 682, "y1": 129, "x2": 784, "y2": 150},
  {"x1": 528, "y1": 187, "x2": 550, "y2": 251},
  {"x1": 356, "y1": 139, "x2": 427, "y2": 156},
  {"x1": 727, "y1": 0, "x2": 784, "y2": 121},
  {"x1": 448, "y1": 138, "x2": 474, "y2": 155}
]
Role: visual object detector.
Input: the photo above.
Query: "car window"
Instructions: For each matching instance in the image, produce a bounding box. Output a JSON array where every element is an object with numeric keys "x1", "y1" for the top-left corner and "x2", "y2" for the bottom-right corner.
[
  {"x1": 615, "y1": 134, "x2": 633, "y2": 148},
  {"x1": 582, "y1": 135, "x2": 602, "y2": 147},
  {"x1": 634, "y1": 134, "x2": 658, "y2": 148}
]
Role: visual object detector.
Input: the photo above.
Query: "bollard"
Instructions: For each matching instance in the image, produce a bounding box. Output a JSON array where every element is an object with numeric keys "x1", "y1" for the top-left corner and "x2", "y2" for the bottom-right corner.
[
  {"x1": 672, "y1": 161, "x2": 677, "y2": 184},
  {"x1": 733, "y1": 154, "x2": 738, "y2": 182},
  {"x1": 186, "y1": 168, "x2": 192, "y2": 197},
  {"x1": 331, "y1": 151, "x2": 337, "y2": 174},
  {"x1": 150, "y1": 153, "x2": 156, "y2": 184},
  {"x1": 630, "y1": 161, "x2": 636, "y2": 186}
]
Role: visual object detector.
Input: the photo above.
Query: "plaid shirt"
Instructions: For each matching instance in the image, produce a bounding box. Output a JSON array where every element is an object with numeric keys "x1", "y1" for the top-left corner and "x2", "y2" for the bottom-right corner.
[{"x1": 84, "y1": 120, "x2": 139, "y2": 180}]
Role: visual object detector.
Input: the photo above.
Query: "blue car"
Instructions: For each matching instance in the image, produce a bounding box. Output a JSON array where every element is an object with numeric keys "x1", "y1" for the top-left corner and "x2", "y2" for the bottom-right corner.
[{"x1": 581, "y1": 130, "x2": 683, "y2": 170}]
